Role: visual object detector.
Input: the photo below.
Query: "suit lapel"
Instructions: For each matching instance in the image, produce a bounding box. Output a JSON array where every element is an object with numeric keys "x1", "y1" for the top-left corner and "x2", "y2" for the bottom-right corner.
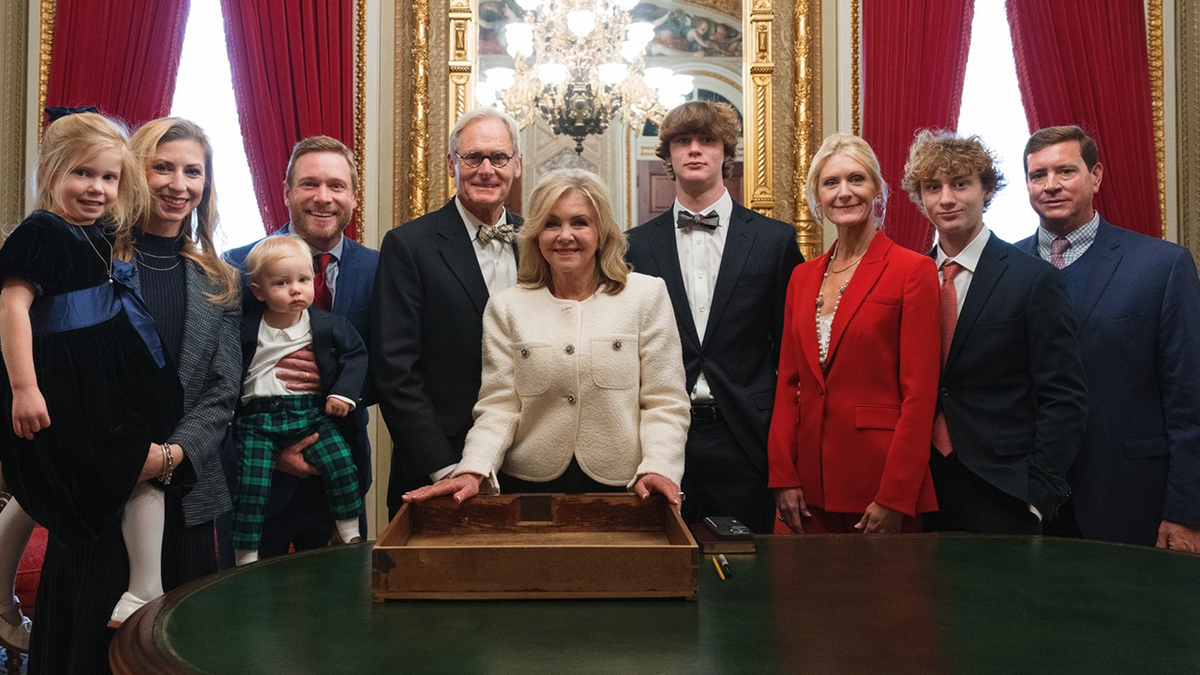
[
  {"x1": 177, "y1": 260, "x2": 210, "y2": 387},
  {"x1": 647, "y1": 210, "x2": 701, "y2": 350},
  {"x1": 824, "y1": 233, "x2": 891, "y2": 369},
  {"x1": 1070, "y1": 219, "x2": 1121, "y2": 333},
  {"x1": 507, "y1": 211, "x2": 523, "y2": 264},
  {"x1": 436, "y1": 199, "x2": 491, "y2": 315},
  {"x1": 798, "y1": 251, "x2": 829, "y2": 385},
  {"x1": 944, "y1": 235, "x2": 1007, "y2": 372},
  {"x1": 332, "y1": 238, "x2": 364, "y2": 315},
  {"x1": 703, "y1": 205, "x2": 756, "y2": 343}
]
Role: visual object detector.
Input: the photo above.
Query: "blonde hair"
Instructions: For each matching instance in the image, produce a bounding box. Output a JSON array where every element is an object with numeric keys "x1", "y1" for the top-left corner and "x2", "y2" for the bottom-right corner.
[
  {"x1": 517, "y1": 169, "x2": 629, "y2": 295},
  {"x1": 127, "y1": 117, "x2": 240, "y2": 306},
  {"x1": 244, "y1": 235, "x2": 313, "y2": 287},
  {"x1": 33, "y1": 112, "x2": 149, "y2": 239},
  {"x1": 805, "y1": 133, "x2": 888, "y2": 227}
]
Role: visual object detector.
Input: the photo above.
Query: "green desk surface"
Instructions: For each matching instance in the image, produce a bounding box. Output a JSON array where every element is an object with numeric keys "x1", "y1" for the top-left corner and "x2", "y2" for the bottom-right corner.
[{"x1": 111, "y1": 535, "x2": 1200, "y2": 674}]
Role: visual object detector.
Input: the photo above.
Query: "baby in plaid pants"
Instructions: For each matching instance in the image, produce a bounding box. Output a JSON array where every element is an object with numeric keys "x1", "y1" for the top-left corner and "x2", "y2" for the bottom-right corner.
[{"x1": 232, "y1": 236, "x2": 368, "y2": 566}]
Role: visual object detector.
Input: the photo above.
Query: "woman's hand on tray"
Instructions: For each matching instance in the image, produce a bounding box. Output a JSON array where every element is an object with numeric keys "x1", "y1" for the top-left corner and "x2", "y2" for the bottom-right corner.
[
  {"x1": 633, "y1": 472, "x2": 682, "y2": 511},
  {"x1": 403, "y1": 472, "x2": 485, "y2": 504}
]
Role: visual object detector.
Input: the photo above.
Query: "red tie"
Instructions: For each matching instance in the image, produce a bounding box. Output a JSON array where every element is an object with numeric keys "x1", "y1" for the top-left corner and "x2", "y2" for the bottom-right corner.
[
  {"x1": 313, "y1": 253, "x2": 333, "y2": 311},
  {"x1": 932, "y1": 261, "x2": 962, "y2": 457},
  {"x1": 1049, "y1": 236, "x2": 1070, "y2": 270}
]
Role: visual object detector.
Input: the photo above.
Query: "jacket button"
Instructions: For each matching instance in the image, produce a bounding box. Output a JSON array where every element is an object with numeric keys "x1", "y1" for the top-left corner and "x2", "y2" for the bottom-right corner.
[
  {"x1": 520, "y1": 348, "x2": 530, "y2": 358},
  {"x1": 566, "y1": 394, "x2": 577, "y2": 404},
  {"x1": 329, "y1": 348, "x2": 337, "y2": 355},
  {"x1": 941, "y1": 388, "x2": 950, "y2": 397},
  {"x1": 565, "y1": 345, "x2": 575, "y2": 355}
]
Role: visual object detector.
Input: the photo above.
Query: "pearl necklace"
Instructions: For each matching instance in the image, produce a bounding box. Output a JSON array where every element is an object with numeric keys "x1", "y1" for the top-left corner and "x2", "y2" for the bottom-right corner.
[{"x1": 814, "y1": 245, "x2": 867, "y2": 369}]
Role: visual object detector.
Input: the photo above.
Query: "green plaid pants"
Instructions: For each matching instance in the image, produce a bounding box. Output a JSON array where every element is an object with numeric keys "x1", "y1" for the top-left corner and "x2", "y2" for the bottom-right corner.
[{"x1": 231, "y1": 395, "x2": 361, "y2": 551}]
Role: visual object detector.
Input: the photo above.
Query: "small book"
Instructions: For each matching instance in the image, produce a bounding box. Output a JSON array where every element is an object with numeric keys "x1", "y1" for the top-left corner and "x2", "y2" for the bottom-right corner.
[{"x1": 688, "y1": 523, "x2": 757, "y2": 554}]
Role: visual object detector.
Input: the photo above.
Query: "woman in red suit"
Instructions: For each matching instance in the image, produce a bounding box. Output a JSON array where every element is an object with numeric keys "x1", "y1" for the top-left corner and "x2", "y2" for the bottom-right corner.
[{"x1": 770, "y1": 134, "x2": 939, "y2": 533}]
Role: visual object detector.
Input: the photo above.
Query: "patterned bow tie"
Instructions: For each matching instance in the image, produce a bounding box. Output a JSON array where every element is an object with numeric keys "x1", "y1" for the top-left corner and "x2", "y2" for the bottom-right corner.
[
  {"x1": 676, "y1": 210, "x2": 720, "y2": 232},
  {"x1": 478, "y1": 222, "x2": 516, "y2": 245}
]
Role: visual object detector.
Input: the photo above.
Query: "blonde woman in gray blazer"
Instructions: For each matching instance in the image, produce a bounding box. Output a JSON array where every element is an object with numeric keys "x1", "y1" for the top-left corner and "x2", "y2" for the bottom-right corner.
[
  {"x1": 405, "y1": 169, "x2": 690, "y2": 505},
  {"x1": 28, "y1": 118, "x2": 242, "y2": 673}
]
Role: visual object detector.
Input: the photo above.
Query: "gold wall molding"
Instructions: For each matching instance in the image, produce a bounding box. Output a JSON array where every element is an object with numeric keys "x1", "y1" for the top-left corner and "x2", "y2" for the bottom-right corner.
[
  {"x1": 1149, "y1": 0, "x2": 1166, "y2": 238},
  {"x1": 2, "y1": 0, "x2": 30, "y2": 228},
  {"x1": 792, "y1": 0, "x2": 821, "y2": 260},
  {"x1": 850, "y1": 0, "x2": 860, "y2": 136},
  {"x1": 354, "y1": 0, "x2": 367, "y2": 243},
  {"x1": 409, "y1": 0, "x2": 431, "y2": 219},
  {"x1": 1179, "y1": 0, "x2": 1200, "y2": 265},
  {"x1": 447, "y1": 0, "x2": 473, "y2": 197},
  {"x1": 37, "y1": 0, "x2": 54, "y2": 136},
  {"x1": 745, "y1": 0, "x2": 774, "y2": 216}
]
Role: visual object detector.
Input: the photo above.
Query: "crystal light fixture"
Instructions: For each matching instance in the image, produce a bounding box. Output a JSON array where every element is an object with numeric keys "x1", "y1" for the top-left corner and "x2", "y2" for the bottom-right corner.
[{"x1": 476, "y1": 0, "x2": 695, "y2": 154}]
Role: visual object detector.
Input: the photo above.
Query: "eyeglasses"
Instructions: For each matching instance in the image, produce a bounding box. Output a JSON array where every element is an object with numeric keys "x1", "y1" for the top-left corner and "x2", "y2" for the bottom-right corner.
[{"x1": 454, "y1": 152, "x2": 514, "y2": 169}]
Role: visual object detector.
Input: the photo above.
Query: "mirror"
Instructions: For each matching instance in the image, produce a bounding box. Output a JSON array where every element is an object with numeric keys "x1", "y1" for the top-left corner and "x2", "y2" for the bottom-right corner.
[{"x1": 454, "y1": 0, "x2": 758, "y2": 228}]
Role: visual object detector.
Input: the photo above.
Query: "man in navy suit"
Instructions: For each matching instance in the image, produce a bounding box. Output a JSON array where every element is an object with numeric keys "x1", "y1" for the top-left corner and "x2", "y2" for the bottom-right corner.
[
  {"x1": 1016, "y1": 125, "x2": 1200, "y2": 550},
  {"x1": 902, "y1": 130, "x2": 1088, "y2": 535},
  {"x1": 625, "y1": 101, "x2": 802, "y2": 533},
  {"x1": 224, "y1": 136, "x2": 379, "y2": 557},
  {"x1": 372, "y1": 108, "x2": 523, "y2": 517}
]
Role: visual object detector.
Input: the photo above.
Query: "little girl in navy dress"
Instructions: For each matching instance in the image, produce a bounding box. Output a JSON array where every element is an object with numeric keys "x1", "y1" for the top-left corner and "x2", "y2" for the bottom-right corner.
[{"x1": 0, "y1": 112, "x2": 184, "y2": 655}]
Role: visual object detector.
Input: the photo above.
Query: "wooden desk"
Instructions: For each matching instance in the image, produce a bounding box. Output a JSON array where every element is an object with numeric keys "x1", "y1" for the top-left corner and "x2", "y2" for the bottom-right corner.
[{"x1": 111, "y1": 535, "x2": 1200, "y2": 674}]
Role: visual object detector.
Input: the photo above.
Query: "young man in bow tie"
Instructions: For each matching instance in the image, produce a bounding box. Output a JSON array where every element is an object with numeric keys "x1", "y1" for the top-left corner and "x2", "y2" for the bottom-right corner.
[{"x1": 626, "y1": 101, "x2": 802, "y2": 533}]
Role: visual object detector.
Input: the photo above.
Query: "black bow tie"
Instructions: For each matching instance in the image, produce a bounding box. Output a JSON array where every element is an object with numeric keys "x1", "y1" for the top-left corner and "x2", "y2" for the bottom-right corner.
[{"x1": 676, "y1": 210, "x2": 720, "y2": 232}]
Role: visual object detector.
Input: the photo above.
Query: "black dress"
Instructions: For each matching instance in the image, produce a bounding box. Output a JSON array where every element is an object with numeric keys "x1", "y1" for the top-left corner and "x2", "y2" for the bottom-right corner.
[{"x1": 0, "y1": 210, "x2": 182, "y2": 546}]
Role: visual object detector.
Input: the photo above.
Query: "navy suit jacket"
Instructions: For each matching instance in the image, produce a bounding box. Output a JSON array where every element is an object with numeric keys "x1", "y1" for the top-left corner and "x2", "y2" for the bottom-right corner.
[
  {"x1": 224, "y1": 227, "x2": 378, "y2": 514},
  {"x1": 624, "y1": 202, "x2": 802, "y2": 478},
  {"x1": 1017, "y1": 219, "x2": 1200, "y2": 544},
  {"x1": 933, "y1": 234, "x2": 1088, "y2": 520},
  {"x1": 238, "y1": 306, "x2": 369, "y2": 411},
  {"x1": 371, "y1": 199, "x2": 522, "y2": 514}
]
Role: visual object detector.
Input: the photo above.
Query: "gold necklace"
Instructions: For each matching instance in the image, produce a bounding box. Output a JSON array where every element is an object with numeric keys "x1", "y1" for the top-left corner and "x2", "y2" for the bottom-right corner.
[
  {"x1": 79, "y1": 226, "x2": 114, "y2": 282},
  {"x1": 829, "y1": 249, "x2": 868, "y2": 274}
]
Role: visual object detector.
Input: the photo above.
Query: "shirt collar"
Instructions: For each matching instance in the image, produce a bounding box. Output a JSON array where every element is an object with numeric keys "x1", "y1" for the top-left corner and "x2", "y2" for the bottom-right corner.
[
  {"x1": 261, "y1": 309, "x2": 311, "y2": 342},
  {"x1": 672, "y1": 189, "x2": 733, "y2": 229},
  {"x1": 456, "y1": 196, "x2": 508, "y2": 242},
  {"x1": 1037, "y1": 210, "x2": 1100, "y2": 253},
  {"x1": 936, "y1": 225, "x2": 991, "y2": 274}
]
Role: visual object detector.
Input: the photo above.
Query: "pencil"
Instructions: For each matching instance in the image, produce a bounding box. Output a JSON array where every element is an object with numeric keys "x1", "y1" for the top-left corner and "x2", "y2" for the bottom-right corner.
[{"x1": 711, "y1": 555, "x2": 726, "y2": 581}]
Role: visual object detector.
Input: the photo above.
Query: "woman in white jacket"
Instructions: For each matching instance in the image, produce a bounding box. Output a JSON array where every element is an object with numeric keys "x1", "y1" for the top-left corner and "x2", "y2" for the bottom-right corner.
[{"x1": 404, "y1": 169, "x2": 690, "y2": 504}]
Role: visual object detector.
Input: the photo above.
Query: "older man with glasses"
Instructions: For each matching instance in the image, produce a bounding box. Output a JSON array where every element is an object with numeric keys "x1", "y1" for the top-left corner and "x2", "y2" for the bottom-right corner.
[{"x1": 372, "y1": 107, "x2": 525, "y2": 517}]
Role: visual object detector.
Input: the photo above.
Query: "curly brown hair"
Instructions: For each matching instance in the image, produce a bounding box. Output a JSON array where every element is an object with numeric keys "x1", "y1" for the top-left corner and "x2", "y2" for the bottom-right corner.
[
  {"x1": 901, "y1": 129, "x2": 1006, "y2": 213},
  {"x1": 655, "y1": 101, "x2": 740, "y2": 180}
]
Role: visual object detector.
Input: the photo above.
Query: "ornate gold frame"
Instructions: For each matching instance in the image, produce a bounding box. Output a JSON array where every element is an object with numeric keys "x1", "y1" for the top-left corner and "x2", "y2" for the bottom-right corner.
[
  {"x1": 792, "y1": 0, "x2": 822, "y2": 261},
  {"x1": 411, "y1": 0, "x2": 777, "y2": 222},
  {"x1": 37, "y1": 0, "x2": 369, "y2": 244}
]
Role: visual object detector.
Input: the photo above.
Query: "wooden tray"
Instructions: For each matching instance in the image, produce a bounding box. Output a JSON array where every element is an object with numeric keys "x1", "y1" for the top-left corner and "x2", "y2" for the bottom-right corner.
[{"x1": 372, "y1": 493, "x2": 698, "y2": 601}]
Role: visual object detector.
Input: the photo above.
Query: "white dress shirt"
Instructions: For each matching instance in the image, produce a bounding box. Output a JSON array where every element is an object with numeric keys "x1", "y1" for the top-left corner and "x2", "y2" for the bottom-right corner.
[
  {"x1": 935, "y1": 226, "x2": 991, "y2": 314},
  {"x1": 456, "y1": 197, "x2": 518, "y2": 298},
  {"x1": 672, "y1": 189, "x2": 733, "y2": 403},
  {"x1": 240, "y1": 311, "x2": 355, "y2": 409}
]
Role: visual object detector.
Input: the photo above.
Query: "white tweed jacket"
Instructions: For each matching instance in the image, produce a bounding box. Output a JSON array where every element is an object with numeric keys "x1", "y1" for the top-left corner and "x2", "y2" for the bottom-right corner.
[{"x1": 455, "y1": 272, "x2": 690, "y2": 488}]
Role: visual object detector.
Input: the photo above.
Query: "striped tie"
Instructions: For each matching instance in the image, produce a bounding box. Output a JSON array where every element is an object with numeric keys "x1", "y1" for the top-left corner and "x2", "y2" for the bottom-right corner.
[{"x1": 931, "y1": 261, "x2": 962, "y2": 457}]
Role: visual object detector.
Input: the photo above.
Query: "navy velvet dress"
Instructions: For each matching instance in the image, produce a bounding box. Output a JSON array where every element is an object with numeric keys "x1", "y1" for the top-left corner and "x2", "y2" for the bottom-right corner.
[{"x1": 0, "y1": 210, "x2": 182, "y2": 546}]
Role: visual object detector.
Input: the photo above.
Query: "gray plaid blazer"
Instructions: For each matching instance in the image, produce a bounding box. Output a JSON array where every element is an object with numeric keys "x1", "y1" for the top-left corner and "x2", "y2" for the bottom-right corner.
[{"x1": 136, "y1": 258, "x2": 241, "y2": 525}]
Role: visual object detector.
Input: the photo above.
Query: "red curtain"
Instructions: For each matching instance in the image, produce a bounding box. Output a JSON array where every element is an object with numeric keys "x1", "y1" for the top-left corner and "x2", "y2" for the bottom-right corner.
[
  {"x1": 46, "y1": 0, "x2": 190, "y2": 128},
  {"x1": 862, "y1": 0, "x2": 975, "y2": 253},
  {"x1": 1006, "y1": 1, "x2": 1161, "y2": 237},
  {"x1": 221, "y1": 0, "x2": 356, "y2": 237}
]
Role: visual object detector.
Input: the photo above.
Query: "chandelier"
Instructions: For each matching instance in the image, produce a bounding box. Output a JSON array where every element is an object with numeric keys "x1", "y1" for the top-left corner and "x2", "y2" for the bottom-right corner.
[{"x1": 476, "y1": 0, "x2": 695, "y2": 154}]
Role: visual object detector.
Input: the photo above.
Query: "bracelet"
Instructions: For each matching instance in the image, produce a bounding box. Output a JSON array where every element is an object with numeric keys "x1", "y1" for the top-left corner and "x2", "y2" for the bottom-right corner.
[{"x1": 160, "y1": 443, "x2": 175, "y2": 485}]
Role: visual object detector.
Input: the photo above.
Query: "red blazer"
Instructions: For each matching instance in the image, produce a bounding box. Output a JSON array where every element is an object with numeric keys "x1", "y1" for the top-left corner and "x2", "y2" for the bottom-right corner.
[{"x1": 768, "y1": 232, "x2": 939, "y2": 516}]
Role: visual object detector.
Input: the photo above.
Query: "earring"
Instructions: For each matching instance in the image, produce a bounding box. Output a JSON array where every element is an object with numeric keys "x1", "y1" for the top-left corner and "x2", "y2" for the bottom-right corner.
[{"x1": 813, "y1": 205, "x2": 825, "y2": 221}]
